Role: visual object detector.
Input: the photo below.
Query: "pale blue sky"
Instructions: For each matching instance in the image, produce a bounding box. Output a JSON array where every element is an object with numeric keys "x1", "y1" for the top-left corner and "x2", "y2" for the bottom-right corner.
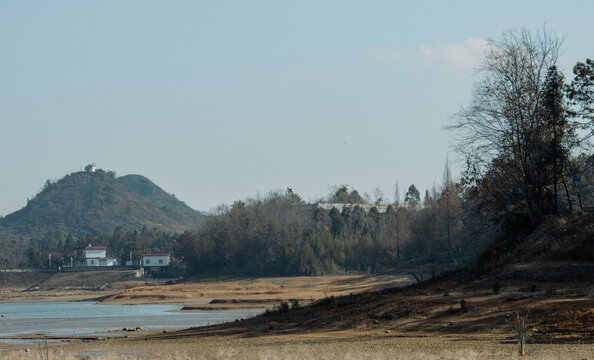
[{"x1": 1, "y1": 1, "x2": 593, "y2": 215}]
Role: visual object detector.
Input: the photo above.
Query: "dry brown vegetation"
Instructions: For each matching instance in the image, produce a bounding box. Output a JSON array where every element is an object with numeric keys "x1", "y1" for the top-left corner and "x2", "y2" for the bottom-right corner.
[
  {"x1": 7, "y1": 330, "x2": 594, "y2": 360},
  {"x1": 144, "y1": 262, "x2": 590, "y2": 344},
  {"x1": 98, "y1": 274, "x2": 413, "y2": 309},
  {"x1": 0, "y1": 272, "x2": 413, "y2": 307},
  {"x1": 0, "y1": 270, "x2": 146, "y2": 303}
]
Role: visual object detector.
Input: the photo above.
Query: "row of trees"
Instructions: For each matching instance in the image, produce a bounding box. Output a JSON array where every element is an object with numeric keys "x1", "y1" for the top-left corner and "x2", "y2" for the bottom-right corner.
[{"x1": 175, "y1": 178, "x2": 495, "y2": 276}]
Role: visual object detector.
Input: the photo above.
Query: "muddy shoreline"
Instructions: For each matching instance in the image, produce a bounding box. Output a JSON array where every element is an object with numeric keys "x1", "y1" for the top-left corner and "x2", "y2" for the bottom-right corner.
[{"x1": 1, "y1": 269, "x2": 592, "y2": 359}]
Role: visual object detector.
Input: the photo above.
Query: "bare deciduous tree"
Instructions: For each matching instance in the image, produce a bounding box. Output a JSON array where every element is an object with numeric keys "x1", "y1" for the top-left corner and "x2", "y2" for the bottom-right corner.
[{"x1": 449, "y1": 28, "x2": 566, "y2": 220}]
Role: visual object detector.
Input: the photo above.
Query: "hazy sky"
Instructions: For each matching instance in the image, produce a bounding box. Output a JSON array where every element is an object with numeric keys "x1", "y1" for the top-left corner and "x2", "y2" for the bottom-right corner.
[{"x1": 1, "y1": 1, "x2": 593, "y2": 215}]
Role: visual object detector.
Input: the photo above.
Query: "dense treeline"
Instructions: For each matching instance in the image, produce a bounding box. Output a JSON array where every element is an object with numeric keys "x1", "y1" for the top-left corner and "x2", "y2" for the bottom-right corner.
[
  {"x1": 175, "y1": 181, "x2": 495, "y2": 276},
  {"x1": 174, "y1": 152, "x2": 592, "y2": 277}
]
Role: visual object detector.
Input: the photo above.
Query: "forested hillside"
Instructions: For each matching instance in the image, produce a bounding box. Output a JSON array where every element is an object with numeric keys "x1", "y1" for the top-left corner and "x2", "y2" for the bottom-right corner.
[
  {"x1": 0, "y1": 169, "x2": 204, "y2": 238},
  {"x1": 0, "y1": 168, "x2": 205, "y2": 266}
]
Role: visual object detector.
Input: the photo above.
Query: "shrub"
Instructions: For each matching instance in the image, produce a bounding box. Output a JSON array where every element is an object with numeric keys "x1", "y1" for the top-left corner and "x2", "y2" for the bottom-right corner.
[
  {"x1": 460, "y1": 298, "x2": 471, "y2": 313},
  {"x1": 493, "y1": 282, "x2": 501, "y2": 295},
  {"x1": 514, "y1": 312, "x2": 530, "y2": 356},
  {"x1": 278, "y1": 300, "x2": 290, "y2": 314},
  {"x1": 291, "y1": 299, "x2": 301, "y2": 310}
]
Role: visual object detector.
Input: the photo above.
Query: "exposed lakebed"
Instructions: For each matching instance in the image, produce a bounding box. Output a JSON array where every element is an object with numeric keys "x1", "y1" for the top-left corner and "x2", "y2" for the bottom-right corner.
[{"x1": 0, "y1": 301, "x2": 263, "y2": 338}]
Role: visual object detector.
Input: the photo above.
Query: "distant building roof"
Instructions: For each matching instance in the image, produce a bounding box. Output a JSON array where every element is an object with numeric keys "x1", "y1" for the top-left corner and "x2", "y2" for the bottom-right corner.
[
  {"x1": 84, "y1": 246, "x2": 107, "y2": 250},
  {"x1": 142, "y1": 253, "x2": 170, "y2": 257}
]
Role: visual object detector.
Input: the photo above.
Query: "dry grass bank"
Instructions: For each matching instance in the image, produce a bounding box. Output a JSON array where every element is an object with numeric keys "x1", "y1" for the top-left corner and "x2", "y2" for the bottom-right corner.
[
  {"x1": 0, "y1": 271, "x2": 413, "y2": 309},
  {"x1": 0, "y1": 270, "x2": 145, "y2": 303},
  {"x1": 4, "y1": 329, "x2": 594, "y2": 359},
  {"x1": 97, "y1": 274, "x2": 414, "y2": 309}
]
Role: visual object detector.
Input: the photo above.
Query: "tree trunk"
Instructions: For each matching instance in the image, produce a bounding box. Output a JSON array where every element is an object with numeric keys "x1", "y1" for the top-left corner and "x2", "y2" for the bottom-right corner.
[
  {"x1": 573, "y1": 180, "x2": 584, "y2": 212},
  {"x1": 561, "y1": 172, "x2": 573, "y2": 214}
]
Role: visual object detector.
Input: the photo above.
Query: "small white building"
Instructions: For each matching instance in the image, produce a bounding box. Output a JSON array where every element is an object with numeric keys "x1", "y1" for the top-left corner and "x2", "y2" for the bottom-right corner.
[
  {"x1": 83, "y1": 245, "x2": 118, "y2": 267},
  {"x1": 142, "y1": 254, "x2": 170, "y2": 267},
  {"x1": 84, "y1": 164, "x2": 98, "y2": 173}
]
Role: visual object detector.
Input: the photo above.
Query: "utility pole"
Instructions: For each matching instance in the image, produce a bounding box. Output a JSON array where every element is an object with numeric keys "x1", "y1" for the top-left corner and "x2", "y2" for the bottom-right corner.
[{"x1": 48, "y1": 253, "x2": 51, "y2": 270}]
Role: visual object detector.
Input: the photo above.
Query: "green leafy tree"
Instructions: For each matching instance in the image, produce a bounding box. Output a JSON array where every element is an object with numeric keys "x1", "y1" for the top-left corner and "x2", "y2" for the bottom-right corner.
[
  {"x1": 330, "y1": 186, "x2": 350, "y2": 203},
  {"x1": 25, "y1": 242, "x2": 44, "y2": 268},
  {"x1": 328, "y1": 208, "x2": 345, "y2": 236},
  {"x1": 542, "y1": 65, "x2": 576, "y2": 213},
  {"x1": 405, "y1": 185, "x2": 420, "y2": 208},
  {"x1": 566, "y1": 58, "x2": 594, "y2": 137},
  {"x1": 349, "y1": 190, "x2": 364, "y2": 204}
]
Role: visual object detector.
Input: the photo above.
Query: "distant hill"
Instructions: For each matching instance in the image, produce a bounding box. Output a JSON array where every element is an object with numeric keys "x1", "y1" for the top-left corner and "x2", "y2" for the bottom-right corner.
[{"x1": 0, "y1": 168, "x2": 205, "y2": 238}]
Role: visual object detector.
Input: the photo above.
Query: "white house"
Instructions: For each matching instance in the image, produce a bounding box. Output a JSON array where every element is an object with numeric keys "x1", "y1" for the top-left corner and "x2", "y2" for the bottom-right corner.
[
  {"x1": 83, "y1": 245, "x2": 118, "y2": 267},
  {"x1": 84, "y1": 164, "x2": 98, "y2": 173},
  {"x1": 142, "y1": 254, "x2": 170, "y2": 267}
]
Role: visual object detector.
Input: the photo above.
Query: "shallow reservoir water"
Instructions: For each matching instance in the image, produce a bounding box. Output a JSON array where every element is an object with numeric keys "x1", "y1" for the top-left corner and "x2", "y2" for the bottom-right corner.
[{"x1": 0, "y1": 301, "x2": 263, "y2": 337}]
